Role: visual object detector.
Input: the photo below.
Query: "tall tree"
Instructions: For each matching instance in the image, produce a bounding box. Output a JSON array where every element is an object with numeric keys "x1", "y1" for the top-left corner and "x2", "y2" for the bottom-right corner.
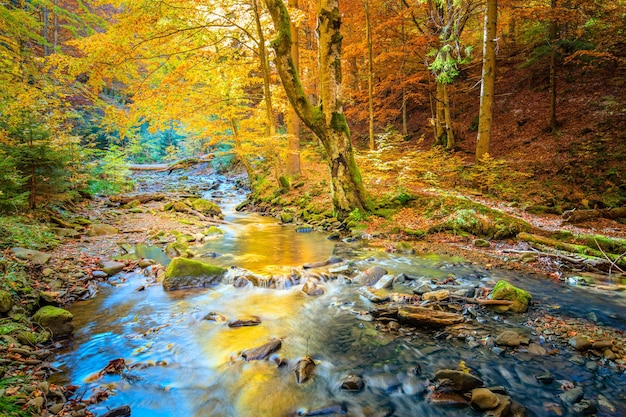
[
  {"x1": 365, "y1": 0, "x2": 375, "y2": 150},
  {"x1": 264, "y1": 0, "x2": 370, "y2": 218},
  {"x1": 286, "y1": 0, "x2": 302, "y2": 176},
  {"x1": 476, "y1": 0, "x2": 497, "y2": 160}
]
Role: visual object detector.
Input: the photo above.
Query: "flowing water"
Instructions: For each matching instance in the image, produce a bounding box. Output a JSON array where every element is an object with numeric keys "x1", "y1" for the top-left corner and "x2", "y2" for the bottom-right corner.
[{"x1": 52, "y1": 173, "x2": 626, "y2": 417}]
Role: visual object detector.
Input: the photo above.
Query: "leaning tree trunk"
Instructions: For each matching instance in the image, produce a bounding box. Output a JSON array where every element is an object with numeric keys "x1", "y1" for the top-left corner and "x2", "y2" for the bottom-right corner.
[
  {"x1": 264, "y1": 0, "x2": 369, "y2": 218},
  {"x1": 286, "y1": 0, "x2": 301, "y2": 176}
]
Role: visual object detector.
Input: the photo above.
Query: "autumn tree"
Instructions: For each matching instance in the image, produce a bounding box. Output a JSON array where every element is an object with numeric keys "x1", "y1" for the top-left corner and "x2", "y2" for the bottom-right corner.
[
  {"x1": 475, "y1": 0, "x2": 497, "y2": 160},
  {"x1": 264, "y1": 0, "x2": 370, "y2": 217}
]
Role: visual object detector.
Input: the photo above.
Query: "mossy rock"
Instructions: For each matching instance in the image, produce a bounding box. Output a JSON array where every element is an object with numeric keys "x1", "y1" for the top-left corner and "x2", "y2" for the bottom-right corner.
[
  {"x1": 32, "y1": 306, "x2": 74, "y2": 338},
  {"x1": 162, "y1": 257, "x2": 227, "y2": 291},
  {"x1": 165, "y1": 241, "x2": 190, "y2": 258},
  {"x1": 204, "y1": 226, "x2": 224, "y2": 235},
  {"x1": 491, "y1": 280, "x2": 532, "y2": 313},
  {"x1": 0, "y1": 290, "x2": 12, "y2": 313},
  {"x1": 190, "y1": 198, "x2": 223, "y2": 218}
]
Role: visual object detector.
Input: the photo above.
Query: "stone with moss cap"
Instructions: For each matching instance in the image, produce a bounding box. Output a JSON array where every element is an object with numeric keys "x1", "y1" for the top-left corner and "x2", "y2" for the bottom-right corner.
[
  {"x1": 190, "y1": 198, "x2": 223, "y2": 218},
  {"x1": 490, "y1": 280, "x2": 532, "y2": 313},
  {"x1": 32, "y1": 305, "x2": 74, "y2": 338},
  {"x1": 163, "y1": 257, "x2": 227, "y2": 290},
  {"x1": 0, "y1": 290, "x2": 13, "y2": 313}
]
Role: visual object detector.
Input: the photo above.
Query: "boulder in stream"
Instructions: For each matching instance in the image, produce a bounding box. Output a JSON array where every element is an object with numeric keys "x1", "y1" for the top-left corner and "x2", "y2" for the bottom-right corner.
[
  {"x1": 433, "y1": 369, "x2": 484, "y2": 392},
  {"x1": 32, "y1": 306, "x2": 74, "y2": 338},
  {"x1": 228, "y1": 315, "x2": 262, "y2": 327},
  {"x1": 302, "y1": 279, "x2": 324, "y2": 296},
  {"x1": 190, "y1": 198, "x2": 223, "y2": 217},
  {"x1": 100, "y1": 260, "x2": 125, "y2": 276},
  {"x1": 354, "y1": 266, "x2": 388, "y2": 286},
  {"x1": 241, "y1": 339, "x2": 282, "y2": 361},
  {"x1": 340, "y1": 374, "x2": 365, "y2": 391},
  {"x1": 490, "y1": 280, "x2": 532, "y2": 313},
  {"x1": 162, "y1": 257, "x2": 227, "y2": 290},
  {"x1": 294, "y1": 356, "x2": 316, "y2": 383}
]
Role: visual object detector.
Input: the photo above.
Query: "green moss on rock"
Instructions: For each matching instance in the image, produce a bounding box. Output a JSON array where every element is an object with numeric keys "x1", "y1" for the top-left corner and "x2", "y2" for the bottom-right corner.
[
  {"x1": 0, "y1": 290, "x2": 12, "y2": 313},
  {"x1": 191, "y1": 198, "x2": 223, "y2": 218},
  {"x1": 32, "y1": 305, "x2": 74, "y2": 338},
  {"x1": 491, "y1": 280, "x2": 532, "y2": 313},
  {"x1": 163, "y1": 257, "x2": 227, "y2": 290}
]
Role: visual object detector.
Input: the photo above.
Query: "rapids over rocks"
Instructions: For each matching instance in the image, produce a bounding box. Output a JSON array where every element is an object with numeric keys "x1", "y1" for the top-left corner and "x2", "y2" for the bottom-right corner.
[{"x1": 51, "y1": 170, "x2": 626, "y2": 417}]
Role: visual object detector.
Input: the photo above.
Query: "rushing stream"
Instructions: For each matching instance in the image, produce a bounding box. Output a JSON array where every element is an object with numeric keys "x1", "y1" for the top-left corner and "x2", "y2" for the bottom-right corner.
[{"x1": 52, "y1": 172, "x2": 626, "y2": 417}]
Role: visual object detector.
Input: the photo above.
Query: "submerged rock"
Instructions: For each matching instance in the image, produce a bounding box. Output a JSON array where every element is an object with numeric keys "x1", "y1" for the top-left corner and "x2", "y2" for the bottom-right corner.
[
  {"x1": 32, "y1": 306, "x2": 74, "y2": 338},
  {"x1": 490, "y1": 280, "x2": 532, "y2": 313},
  {"x1": 228, "y1": 316, "x2": 261, "y2": 327},
  {"x1": 241, "y1": 339, "x2": 282, "y2": 361},
  {"x1": 569, "y1": 336, "x2": 591, "y2": 351},
  {"x1": 302, "y1": 279, "x2": 324, "y2": 296},
  {"x1": 162, "y1": 257, "x2": 227, "y2": 290},
  {"x1": 340, "y1": 374, "x2": 364, "y2": 391}
]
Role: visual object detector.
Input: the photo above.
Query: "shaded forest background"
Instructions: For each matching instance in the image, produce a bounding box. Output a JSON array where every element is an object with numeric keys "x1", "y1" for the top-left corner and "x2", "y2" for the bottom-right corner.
[{"x1": 1, "y1": 0, "x2": 625, "y2": 217}]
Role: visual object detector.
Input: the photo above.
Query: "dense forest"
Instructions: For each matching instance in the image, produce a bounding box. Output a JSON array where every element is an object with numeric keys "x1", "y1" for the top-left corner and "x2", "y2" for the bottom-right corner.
[{"x1": 1, "y1": 1, "x2": 625, "y2": 417}]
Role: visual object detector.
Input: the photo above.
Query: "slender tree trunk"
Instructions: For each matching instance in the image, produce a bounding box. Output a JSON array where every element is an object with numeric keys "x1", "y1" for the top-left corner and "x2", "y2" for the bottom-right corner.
[
  {"x1": 230, "y1": 118, "x2": 254, "y2": 178},
  {"x1": 442, "y1": 83, "x2": 455, "y2": 150},
  {"x1": 548, "y1": 0, "x2": 558, "y2": 132},
  {"x1": 435, "y1": 82, "x2": 446, "y2": 145},
  {"x1": 401, "y1": 19, "x2": 408, "y2": 137},
  {"x1": 253, "y1": 0, "x2": 277, "y2": 138},
  {"x1": 264, "y1": 0, "x2": 369, "y2": 218},
  {"x1": 53, "y1": 0, "x2": 58, "y2": 51},
  {"x1": 42, "y1": 7, "x2": 50, "y2": 56},
  {"x1": 365, "y1": 0, "x2": 375, "y2": 150},
  {"x1": 286, "y1": 0, "x2": 301, "y2": 176},
  {"x1": 476, "y1": 0, "x2": 497, "y2": 160}
]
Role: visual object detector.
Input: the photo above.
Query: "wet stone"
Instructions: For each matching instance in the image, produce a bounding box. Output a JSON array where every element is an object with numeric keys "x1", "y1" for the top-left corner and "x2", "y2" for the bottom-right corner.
[
  {"x1": 592, "y1": 340, "x2": 613, "y2": 350},
  {"x1": 495, "y1": 330, "x2": 521, "y2": 347},
  {"x1": 428, "y1": 391, "x2": 470, "y2": 407},
  {"x1": 559, "y1": 386, "x2": 584, "y2": 404},
  {"x1": 470, "y1": 388, "x2": 500, "y2": 410},
  {"x1": 569, "y1": 336, "x2": 591, "y2": 351},
  {"x1": 527, "y1": 343, "x2": 547, "y2": 356},
  {"x1": 535, "y1": 371, "x2": 554, "y2": 384},
  {"x1": 340, "y1": 374, "x2": 365, "y2": 391},
  {"x1": 572, "y1": 399, "x2": 598, "y2": 415},
  {"x1": 433, "y1": 369, "x2": 483, "y2": 392},
  {"x1": 228, "y1": 316, "x2": 261, "y2": 327}
]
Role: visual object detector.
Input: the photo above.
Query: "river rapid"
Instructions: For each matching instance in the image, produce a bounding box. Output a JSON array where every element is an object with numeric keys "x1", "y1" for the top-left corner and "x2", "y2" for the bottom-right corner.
[{"x1": 51, "y1": 171, "x2": 626, "y2": 417}]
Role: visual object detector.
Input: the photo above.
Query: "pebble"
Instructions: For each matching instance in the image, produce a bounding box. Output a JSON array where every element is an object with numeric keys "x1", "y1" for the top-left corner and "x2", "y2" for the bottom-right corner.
[
  {"x1": 495, "y1": 330, "x2": 521, "y2": 347},
  {"x1": 527, "y1": 343, "x2": 547, "y2": 356},
  {"x1": 49, "y1": 403, "x2": 64, "y2": 414},
  {"x1": 585, "y1": 361, "x2": 597, "y2": 371},
  {"x1": 559, "y1": 386, "x2": 584, "y2": 404},
  {"x1": 569, "y1": 336, "x2": 591, "y2": 351}
]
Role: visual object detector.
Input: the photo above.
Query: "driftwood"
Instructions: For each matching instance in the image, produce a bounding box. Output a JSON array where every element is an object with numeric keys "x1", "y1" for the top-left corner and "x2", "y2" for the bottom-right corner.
[
  {"x1": 562, "y1": 207, "x2": 626, "y2": 223},
  {"x1": 449, "y1": 295, "x2": 513, "y2": 306},
  {"x1": 127, "y1": 155, "x2": 217, "y2": 172},
  {"x1": 109, "y1": 193, "x2": 166, "y2": 205},
  {"x1": 398, "y1": 306, "x2": 464, "y2": 327}
]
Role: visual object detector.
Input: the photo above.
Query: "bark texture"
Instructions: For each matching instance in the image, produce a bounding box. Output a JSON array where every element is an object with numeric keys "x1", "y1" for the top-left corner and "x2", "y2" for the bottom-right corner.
[
  {"x1": 476, "y1": 0, "x2": 497, "y2": 160},
  {"x1": 264, "y1": 0, "x2": 369, "y2": 218}
]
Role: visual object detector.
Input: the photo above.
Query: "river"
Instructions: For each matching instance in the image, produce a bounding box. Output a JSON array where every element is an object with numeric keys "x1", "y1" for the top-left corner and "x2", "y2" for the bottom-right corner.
[{"x1": 51, "y1": 171, "x2": 626, "y2": 417}]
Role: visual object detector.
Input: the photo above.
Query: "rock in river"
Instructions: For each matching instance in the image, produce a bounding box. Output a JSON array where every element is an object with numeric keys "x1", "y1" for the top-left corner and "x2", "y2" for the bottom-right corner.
[
  {"x1": 471, "y1": 388, "x2": 500, "y2": 410},
  {"x1": 495, "y1": 330, "x2": 522, "y2": 347},
  {"x1": 294, "y1": 356, "x2": 316, "y2": 384},
  {"x1": 433, "y1": 369, "x2": 484, "y2": 392},
  {"x1": 241, "y1": 339, "x2": 282, "y2": 361},
  {"x1": 32, "y1": 306, "x2": 74, "y2": 338},
  {"x1": 100, "y1": 260, "x2": 125, "y2": 276},
  {"x1": 490, "y1": 280, "x2": 532, "y2": 313},
  {"x1": 354, "y1": 266, "x2": 388, "y2": 286},
  {"x1": 162, "y1": 257, "x2": 227, "y2": 290}
]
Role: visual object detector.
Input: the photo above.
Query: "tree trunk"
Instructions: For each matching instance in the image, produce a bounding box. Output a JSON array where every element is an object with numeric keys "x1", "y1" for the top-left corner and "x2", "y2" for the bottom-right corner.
[
  {"x1": 442, "y1": 83, "x2": 455, "y2": 150},
  {"x1": 286, "y1": 0, "x2": 301, "y2": 176},
  {"x1": 548, "y1": 0, "x2": 558, "y2": 132},
  {"x1": 230, "y1": 118, "x2": 255, "y2": 178},
  {"x1": 476, "y1": 0, "x2": 497, "y2": 160},
  {"x1": 434, "y1": 82, "x2": 446, "y2": 145},
  {"x1": 42, "y1": 7, "x2": 50, "y2": 56},
  {"x1": 53, "y1": 0, "x2": 58, "y2": 51},
  {"x1": 264, "y1": 0, "x2": 369, "y2": 219},
  {"x1": 253, "y1": 0, "x2": 277, "y2": 138},
  {"x1": 365, "y1": 0, "x2": 375, "y2": 150}
]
